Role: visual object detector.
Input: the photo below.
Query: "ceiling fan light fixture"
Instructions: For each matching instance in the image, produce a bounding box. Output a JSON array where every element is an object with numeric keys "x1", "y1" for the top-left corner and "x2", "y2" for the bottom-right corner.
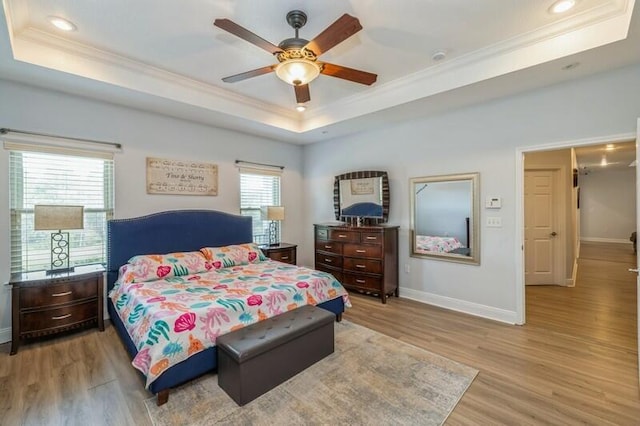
[{"x1": 275, "y1": 58, "x2": 320, "y2": 86}]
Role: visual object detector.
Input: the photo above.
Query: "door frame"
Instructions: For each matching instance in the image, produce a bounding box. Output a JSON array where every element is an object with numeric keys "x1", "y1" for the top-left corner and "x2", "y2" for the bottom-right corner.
[
  {"x1": 514, "y1": 132, "x2": 636, "y2": 325},
  {"x1": 524, "y1": 166, "x2": 567, "y2": 286}
]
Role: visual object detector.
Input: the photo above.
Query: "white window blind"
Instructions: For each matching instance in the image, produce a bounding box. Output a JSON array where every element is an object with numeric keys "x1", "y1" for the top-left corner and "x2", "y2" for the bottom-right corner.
[
  {"x1": 239, "y1": 168, "x2": 281, "y2": 245},
  {"x1": 9, "y1": 150, "x2": 115, "y2": 274}
]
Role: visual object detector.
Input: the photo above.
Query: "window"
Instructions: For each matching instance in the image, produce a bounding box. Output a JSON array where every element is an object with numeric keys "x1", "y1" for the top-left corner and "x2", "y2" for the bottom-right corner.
[
  {"x1": 239, "y1": 167, "x2": 281, "y2": 245},
  {"x1": 8, "y1": 148, "x2": 115, "y2": 274}
]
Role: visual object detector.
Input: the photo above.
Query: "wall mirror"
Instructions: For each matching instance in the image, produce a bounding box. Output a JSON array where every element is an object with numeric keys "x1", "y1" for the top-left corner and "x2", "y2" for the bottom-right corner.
[
  {"x1": 410, "y1": 172, "x2": 480, "y2": 264},
  {"x1": 334, "y1": 171, "x2": 389, "y2": 225}
]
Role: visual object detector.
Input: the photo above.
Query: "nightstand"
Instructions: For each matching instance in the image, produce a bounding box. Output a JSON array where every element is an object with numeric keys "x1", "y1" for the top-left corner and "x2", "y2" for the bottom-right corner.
[
  {"x1": 260, "y1": 243, "x2": 297, "y2": 265},
  {"x1": 10, "y1": 264, "x2": 105, "y2": 355}
]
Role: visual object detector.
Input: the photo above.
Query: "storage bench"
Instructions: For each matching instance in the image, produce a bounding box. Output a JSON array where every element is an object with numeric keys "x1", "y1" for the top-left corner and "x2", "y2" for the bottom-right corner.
[{"x1": 217, "y1": 304, "x2": 335, "y2": 406}]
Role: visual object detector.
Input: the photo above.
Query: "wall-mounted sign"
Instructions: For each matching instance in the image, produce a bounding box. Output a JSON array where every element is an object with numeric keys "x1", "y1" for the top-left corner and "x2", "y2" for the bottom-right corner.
[{"x1": 146, "y1": 157, "x2": 218, "y2": 196}]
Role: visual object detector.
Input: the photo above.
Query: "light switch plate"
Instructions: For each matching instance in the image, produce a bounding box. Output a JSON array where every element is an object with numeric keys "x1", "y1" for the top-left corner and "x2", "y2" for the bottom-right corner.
[{"x1": 487, "y1": 217, "x2": 502, "y2": 227}]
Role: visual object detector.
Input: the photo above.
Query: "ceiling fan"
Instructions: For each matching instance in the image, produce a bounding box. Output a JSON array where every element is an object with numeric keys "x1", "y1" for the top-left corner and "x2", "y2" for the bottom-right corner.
[{"x1": 213, "y1": 10, "x2": 377, "y2": 106}]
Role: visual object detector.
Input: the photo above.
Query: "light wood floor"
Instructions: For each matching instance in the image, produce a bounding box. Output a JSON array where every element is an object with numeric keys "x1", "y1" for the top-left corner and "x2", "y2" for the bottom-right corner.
[{"x1": 1, "y1": 241, "x2": 638, "y2": 425}]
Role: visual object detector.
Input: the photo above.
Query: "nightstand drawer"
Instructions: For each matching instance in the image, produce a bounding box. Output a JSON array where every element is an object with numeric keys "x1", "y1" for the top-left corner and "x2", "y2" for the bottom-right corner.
[
  {"x1": 268, "y1": 249, "x2": 296, "y2": 264},
  {"x1": 19, "y1": 278, "x2": 98, "y2": 308},
  {"x1": 20, "y1": 300, "x2": 98, "y2": 335}
]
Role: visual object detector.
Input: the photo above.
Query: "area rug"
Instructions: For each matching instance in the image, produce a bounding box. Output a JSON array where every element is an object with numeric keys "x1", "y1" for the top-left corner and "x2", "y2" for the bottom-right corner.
[{"x1": 145, "y1": 321, "x2": 478, "y2": 426}]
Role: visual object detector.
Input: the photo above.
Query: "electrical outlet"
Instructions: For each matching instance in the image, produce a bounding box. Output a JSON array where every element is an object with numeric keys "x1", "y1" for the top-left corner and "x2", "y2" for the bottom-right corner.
[
  {"x1": 404, "y1": 264, "x2": 410, "y2": 273},
  {"x1": 487, "y1": 217, "x2": 502, "y2": 228}
]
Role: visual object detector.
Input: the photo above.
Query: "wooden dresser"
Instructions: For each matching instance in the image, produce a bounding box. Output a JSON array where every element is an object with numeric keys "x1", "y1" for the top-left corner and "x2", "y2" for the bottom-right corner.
[
  {"x1": 314, "y1": 224, "x2": 399, "y2": 303},
  {"x1": 10, "y1": 264, "x2": 105, "y2": 355}
]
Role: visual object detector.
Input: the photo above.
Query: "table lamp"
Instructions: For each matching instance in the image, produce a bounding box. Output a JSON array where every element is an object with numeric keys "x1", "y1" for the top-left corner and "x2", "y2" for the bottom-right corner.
[
  {"x1": 34, "y1": 205, "x2": 84, "y2": 274},
  {"x1": 261, "y1": 206, "x2": 284, "y2": 246}
]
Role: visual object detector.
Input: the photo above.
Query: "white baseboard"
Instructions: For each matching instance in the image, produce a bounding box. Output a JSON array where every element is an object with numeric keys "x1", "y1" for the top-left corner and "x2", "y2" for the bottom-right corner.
[
  {"x1": 581, "y1": 237, "x2": 632, "y2": 245},
  {"x1": 400, "y1": 287, "x2": 518, "y2": 325},
  {"x1": 0, "y1": 327, "x2": 11, "y2": 345}
]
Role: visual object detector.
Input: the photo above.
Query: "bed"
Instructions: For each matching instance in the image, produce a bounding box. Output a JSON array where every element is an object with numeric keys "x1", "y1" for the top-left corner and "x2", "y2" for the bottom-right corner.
[{"x1": 106, "y1": 210, "x2": 349, "y2": 405}]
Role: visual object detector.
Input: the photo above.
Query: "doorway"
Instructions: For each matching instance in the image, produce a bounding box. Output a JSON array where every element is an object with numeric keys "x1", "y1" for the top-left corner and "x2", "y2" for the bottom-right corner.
[{"x1": 515, "y1": 134, "x2": 637, "y2": 324}]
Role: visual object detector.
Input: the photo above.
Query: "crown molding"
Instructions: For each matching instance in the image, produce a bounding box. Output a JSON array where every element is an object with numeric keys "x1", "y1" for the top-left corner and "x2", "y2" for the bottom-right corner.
[{"x1": 2, "y1": 0, "x2": 635, "y2": 135}]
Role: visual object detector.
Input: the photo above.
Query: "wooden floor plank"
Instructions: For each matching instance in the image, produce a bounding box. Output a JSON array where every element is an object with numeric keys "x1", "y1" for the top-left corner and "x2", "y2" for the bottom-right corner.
[{"x1": 0, "y1": 241, "x2": 637, "y2": 424}]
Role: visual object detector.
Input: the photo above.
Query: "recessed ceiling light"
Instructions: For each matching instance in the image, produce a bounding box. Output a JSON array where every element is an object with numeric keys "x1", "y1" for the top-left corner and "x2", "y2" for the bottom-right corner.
[
  {"x1": 48, "y1": 16, "x2": 77, "y2": 32},
  {"x1": 549, "y1": 0, "x2": 576, "y2": 14},
  {"x1": 295, "y1": 104, "x2": 306, "y2": 112},
  {"x1": 431, "y1": 50, "x2": 447, "y2": 62}
]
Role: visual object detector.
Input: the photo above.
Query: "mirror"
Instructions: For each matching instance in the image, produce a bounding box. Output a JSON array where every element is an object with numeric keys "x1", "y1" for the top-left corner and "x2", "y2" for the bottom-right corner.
[
  {"x1": 410, "y1": 172, "x2": 480, "y2": 264},
  {"x1": 334, "y1": 171, "x2": 389, "y2": 225}
]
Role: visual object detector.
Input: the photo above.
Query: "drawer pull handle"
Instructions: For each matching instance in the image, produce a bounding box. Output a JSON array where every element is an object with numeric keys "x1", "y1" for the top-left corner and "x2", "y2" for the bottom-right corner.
[
  {"x1": 51, "y1": 291, "x2": 72, "y2": 297},
  {"x1": 324, "y1": 258, "x2": 332, "y2": 263},
  {"x1": 356, "y1": 279, "x2": 366, "y2": 284},
  {"x1": 338, "y1": 234, "x2": 347, "y2": 238},
  {"x1": 281, "y1": 256, "x2": 289, "y2": 260},
  {"x1": 356, "y1": 265, "x2": 366, "y2": 269},
  {"x1": 366, "y1": 236, "x2": 377, "y2": 240},
  {"x1": 356, "y1": 250, "x2": 366, "y2": 253},
  {"x1": 324, "y1": 245, "x2": 332, "y2": 249},
  {"x1": 52, "y1": 314, "x2": 72, "y2": 320}
]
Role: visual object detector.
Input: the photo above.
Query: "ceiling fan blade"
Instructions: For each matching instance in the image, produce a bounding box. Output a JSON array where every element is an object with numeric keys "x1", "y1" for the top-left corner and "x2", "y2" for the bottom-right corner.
[
  {"x1": 320, "y1": 62, "x2": 377, "y2": 85},
  {"x1": 222, "y1": 65, "x2": 277, "y2": 83},
  {"x1": 214, "y1": 18, "x2": 283, "y2": 55},
  {"x1": 304, "y1": 14, "x2": 362, "y2": 56},
  {"x1": 294, "y1": 84, "x2": 311, "y2": 103}
]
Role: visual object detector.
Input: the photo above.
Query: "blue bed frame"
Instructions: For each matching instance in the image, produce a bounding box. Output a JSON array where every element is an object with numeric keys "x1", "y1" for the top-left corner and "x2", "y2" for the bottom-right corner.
[{"x1": 106, "y1": 209, "x2": 345, "y2": 405}]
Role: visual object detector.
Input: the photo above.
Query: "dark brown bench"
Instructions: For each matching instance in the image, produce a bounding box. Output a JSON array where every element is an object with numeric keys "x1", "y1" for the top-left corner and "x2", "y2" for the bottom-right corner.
[{"x1": 216, "y1": 304, "x2": 335, "y2": 406}]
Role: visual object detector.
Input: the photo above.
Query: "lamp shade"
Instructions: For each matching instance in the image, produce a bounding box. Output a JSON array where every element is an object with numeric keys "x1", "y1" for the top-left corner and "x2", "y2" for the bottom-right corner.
[
  {"x1": 34, "y1": 205, "x2": 84, "y2": 230},
  {"x1": 261, "y1": 206, "x2": 285, "y2": 221},
  {"x1": 275, "y1": 59, "x2": 320, "y2": 86}
]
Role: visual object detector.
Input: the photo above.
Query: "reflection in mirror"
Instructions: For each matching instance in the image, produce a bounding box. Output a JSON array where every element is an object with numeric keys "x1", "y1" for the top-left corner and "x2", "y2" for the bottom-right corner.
[
  {"x1": 334, "y1": 171, "x2": 389, "y2": 225},
  {"x1": 410, "y1": 173, "x2": 480, "y2": 264},
  {"x1": 339, "y1": 177, "x2": 383, "y2": 218}
]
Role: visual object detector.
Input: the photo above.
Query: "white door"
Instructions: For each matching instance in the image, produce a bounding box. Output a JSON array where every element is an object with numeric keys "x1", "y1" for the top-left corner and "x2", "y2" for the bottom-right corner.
[
  {"x1": 636, "y1": 118, "x2": 640, "y2": 383},
  {"x1": 525, "y1": 170, "x2": 562, "y2": 285}
]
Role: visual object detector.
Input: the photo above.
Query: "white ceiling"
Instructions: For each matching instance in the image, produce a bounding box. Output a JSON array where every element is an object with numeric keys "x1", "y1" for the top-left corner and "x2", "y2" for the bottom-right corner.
[
  {"x1": 0, "y1": 0, "x2": 638, "y2": 144},
  {"x1": 575, "y1": 141, "x2": 636, "y2": 172}
]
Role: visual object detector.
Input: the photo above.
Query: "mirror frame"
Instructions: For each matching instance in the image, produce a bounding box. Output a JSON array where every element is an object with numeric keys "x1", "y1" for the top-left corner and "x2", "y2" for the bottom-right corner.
[
  {"x1": 334, "y1": 170, "x2": 389, "y2": 225},
  {"x1": 409, "y1": 172, "x2": 480, "y2": 265}
]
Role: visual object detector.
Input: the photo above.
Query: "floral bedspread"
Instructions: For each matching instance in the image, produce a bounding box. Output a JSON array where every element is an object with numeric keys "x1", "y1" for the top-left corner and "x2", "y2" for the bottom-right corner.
[
  {"x1": 415, "y1": 235, "x2": 463, "y2": 253},
  {"x1": 109, "y1": 260, "x2": 351, "y2": 388}
]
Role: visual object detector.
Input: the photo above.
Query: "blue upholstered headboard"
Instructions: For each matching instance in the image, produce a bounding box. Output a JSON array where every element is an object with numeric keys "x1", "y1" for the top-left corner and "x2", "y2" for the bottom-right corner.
[{"x1": 106, "y1": 210, "x2": 253, "y2": 291}]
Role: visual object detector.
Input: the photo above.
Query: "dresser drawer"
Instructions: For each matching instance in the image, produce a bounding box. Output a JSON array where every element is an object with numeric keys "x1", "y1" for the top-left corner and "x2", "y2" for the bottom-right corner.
[
  {"x1": 315, "y1": 266, "x2": 343, "y2": 284},
  {"x1": 343, "y1": 244, "x2": 382, "y2": 258},
  {"x1": 20, "y1": 300, "x2": 98, "y2": 335},
  {"x1": 315, "y1": 253, "x2": 343, "y2": 269},
  {"x1": 343, "y1": 273, "x2": 382, "y2": 291},
  {"x1": 19, "y1": 279, "x2": 98, "y2": 308},
  {"x1": 329, "y1": 229, "x2": 360, "y2": 243},
  {"x1": 344, "y1": 257, "x2": 382, "y2": 274},
  {"x1": 315, "y1": 227, "x2": 329, "y2": 241},
  {"x1": 360, "y1": 232, "x2": 383, "y2": 244},
  {"x1": 315, "y1": 241, "x2": 343, "y2": 255}
]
